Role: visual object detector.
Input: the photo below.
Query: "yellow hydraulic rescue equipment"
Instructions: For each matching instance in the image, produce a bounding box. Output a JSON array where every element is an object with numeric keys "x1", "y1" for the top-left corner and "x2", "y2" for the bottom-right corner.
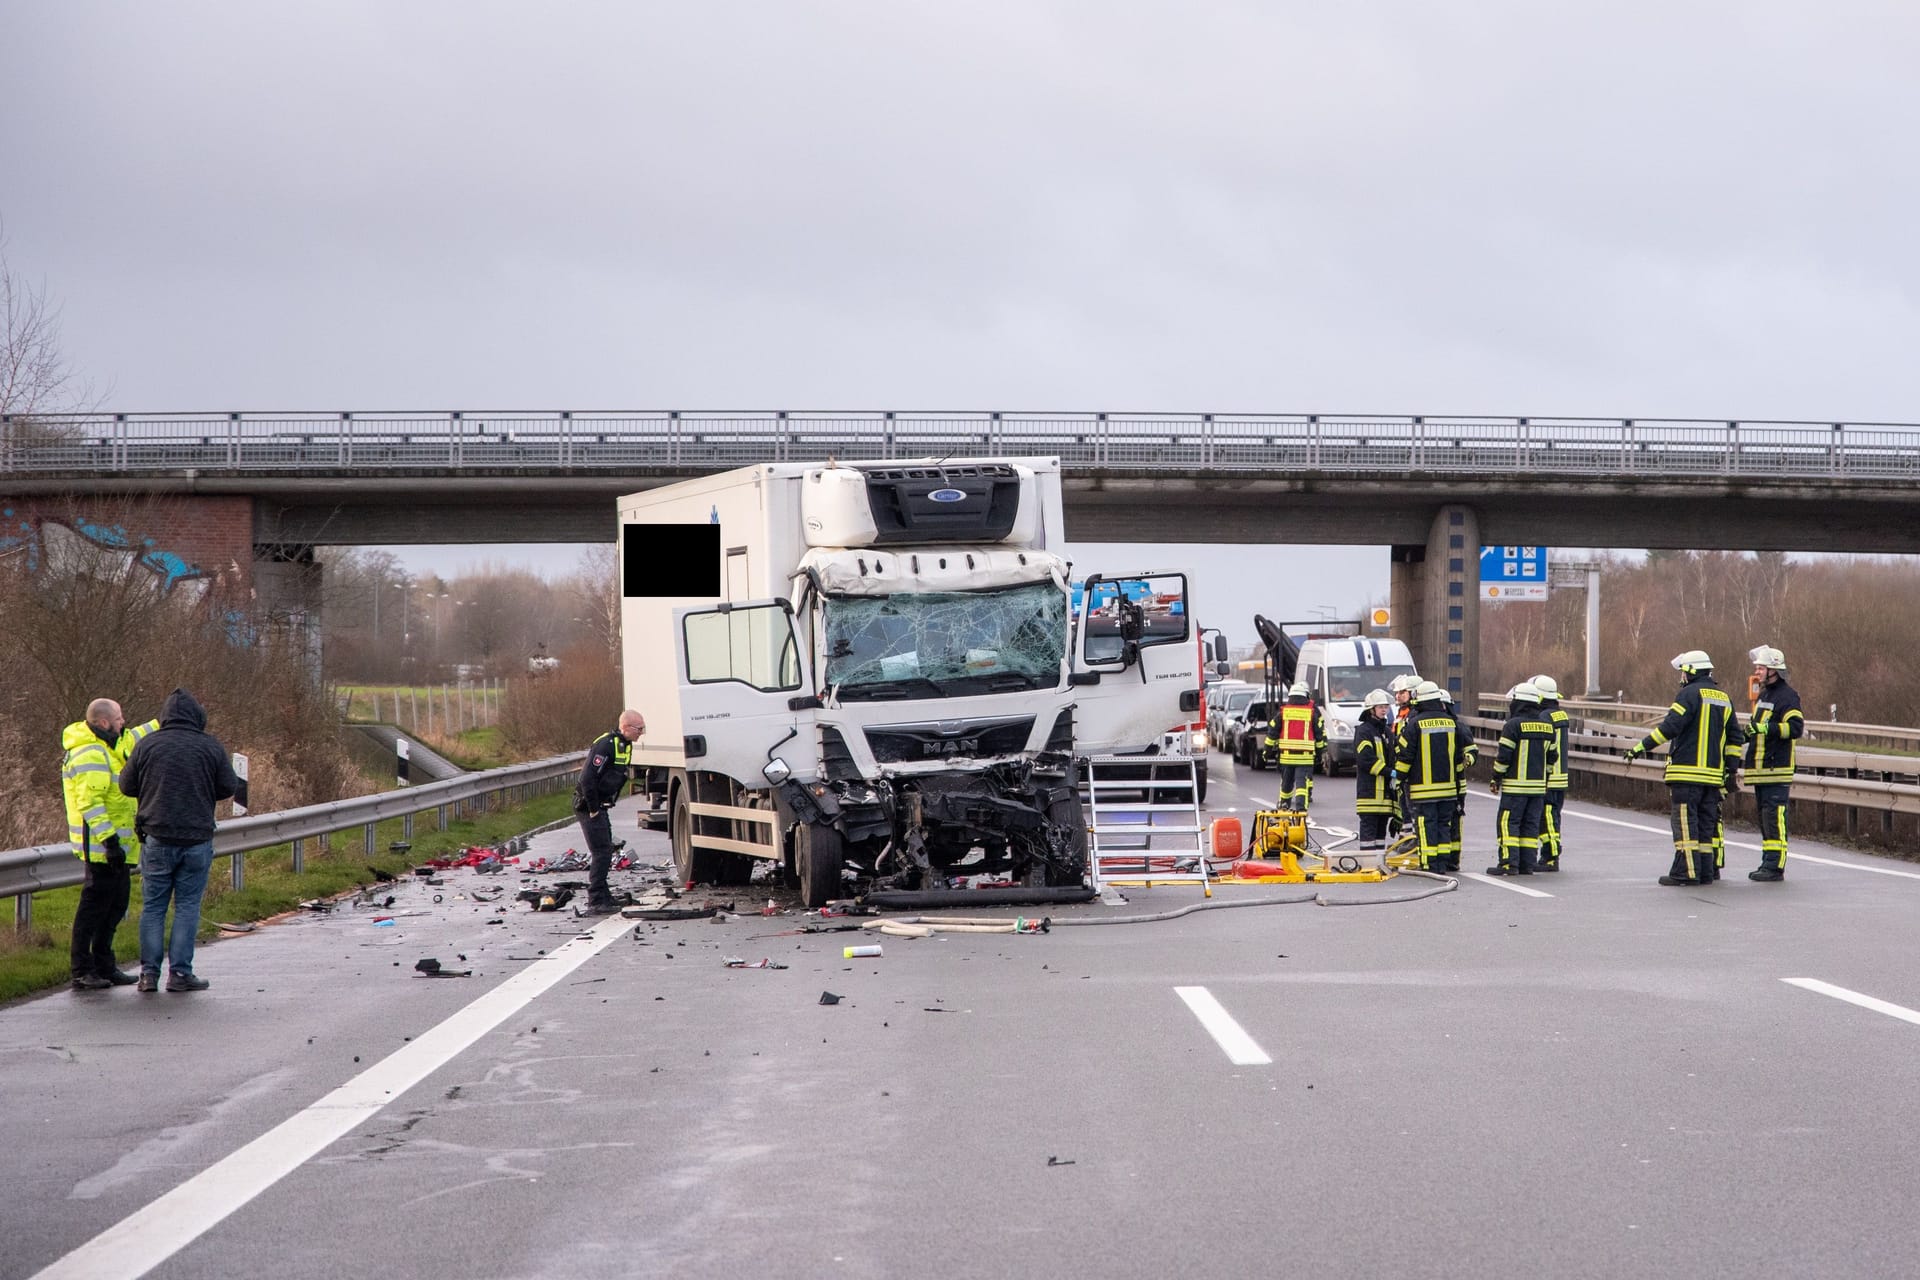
[{"x1": 1207, "y1": 810, "x2": 1394, "y2": 884}]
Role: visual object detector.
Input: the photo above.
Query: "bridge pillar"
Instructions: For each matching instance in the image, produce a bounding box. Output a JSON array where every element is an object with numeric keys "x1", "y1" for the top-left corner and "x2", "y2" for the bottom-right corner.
[
  {"x1": 252, "y1": 544, "x2": 323, "y2": 680},
  {"x1": 1389, "y1": 505, "x2": 1480, "y2": 705}
]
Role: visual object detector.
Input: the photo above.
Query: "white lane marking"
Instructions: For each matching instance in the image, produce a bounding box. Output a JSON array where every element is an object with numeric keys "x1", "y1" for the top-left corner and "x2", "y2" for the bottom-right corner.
[
  {"x1": 32, "y1": 914, "x2": 634, "y2": 1280},
  {"x1": 1782, "y1": 978, "x2": 1920, "y2": 1028},
  {"x1": 1467, "y1": 788, "x2": 1920, "y2": 882},
  {"x1": 1174, "y1": 986, "x2": 1273, "y2": 1066},
  {"x1": 1459, "y1": 871, "x2": 1555, "y2": 898}
]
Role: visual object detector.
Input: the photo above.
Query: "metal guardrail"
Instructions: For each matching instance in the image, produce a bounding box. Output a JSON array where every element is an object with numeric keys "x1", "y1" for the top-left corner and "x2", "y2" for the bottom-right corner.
[
  {"x1": 4, "y1": 411, "x2": 1920, "y2": 479},
  {"x1": 1462, "y1": 716, "x2": 1920, "y2": 817},
  {"x1": 1476, "y1": 694, "x2": 1920, "y2": 756},
  {"x1": 1, "y1": 752, "x2": 583, "y2": 928}
]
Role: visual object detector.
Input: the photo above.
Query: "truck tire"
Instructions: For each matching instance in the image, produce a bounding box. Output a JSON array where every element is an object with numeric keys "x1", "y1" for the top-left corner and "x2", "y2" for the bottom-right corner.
[
  {"x1": 796, "y1": 821, "x2": 845, "y2": 909},
  {"x1": 1045, "y1": 792, "x2": 1090, "y2": 886},
  {"x1": 670, "y1": 789, "x2": 719, "y2": 887}
]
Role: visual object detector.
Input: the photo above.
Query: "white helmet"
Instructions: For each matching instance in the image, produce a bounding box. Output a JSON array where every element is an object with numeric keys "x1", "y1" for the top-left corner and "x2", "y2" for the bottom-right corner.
[
  {"x1": 1530, "y1": 675, "x2": 1559, "y2": 698},
  {"x1": 1671, "y1": 650, "x2": 1713, "y2": 675},
  {"x1": 1414, "y1": 680, "x2": 1446, "y2": 704},
  {"x1": 1287, "y1": 681, "x2": 1310, "y2": 698},
  {"x1": 1388, "y1": 673, "x2": 1421, "y2": 695},
  {"x1": 1749, "y1": 645, "x2": 1787, "y2": 671},
  {"x1": 1510, "y1": 682, "x2": 1541, "y2": 704},
  {"x1": 1362, "y1": 688, "x2": 1392, "y2": 711}
]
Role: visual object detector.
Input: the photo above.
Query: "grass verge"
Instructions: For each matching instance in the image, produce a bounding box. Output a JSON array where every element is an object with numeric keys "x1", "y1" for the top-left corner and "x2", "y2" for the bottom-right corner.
[{"x1": 0, "y1": 789, "x2": 575, "y2": 1004}]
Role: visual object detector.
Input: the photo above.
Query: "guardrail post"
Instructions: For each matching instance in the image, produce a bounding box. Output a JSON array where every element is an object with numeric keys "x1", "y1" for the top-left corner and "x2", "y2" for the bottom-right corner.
[
  {"x1": 364, "y1": 823, "x2": 376, "y2": 857},
  {"x1": 229, "y1": 412, "x2": 241, "y2": 467},
  {"x1": 1517, "y1": 416, "x2": 1528, "y2": 469},
  {"x1": 340, "y1": 412, "x2": 352, "y2": 466},
  {"x1": 1831, "y1": 423, "x2": 1844, "y2": 477},
  {"x1": 15, "y1": 893, "x2": 30, "y2": 929},
  {"x1": 1096, "y1": 412, "x2": 1107, "y2": 466},
  {"x1": 403, "y1": 813, "x2": 414, "y2": 840},
  {"x1": 1725, "y1": 421, "x2": 1737, "y2": 474},
  {"x1": 438, "y1": 804, "x2": 449, "y2": 830},
  {"x1": 231, "y1": 849, "x2": 244, "y2": 890},
  {"x1": 560, "y1": 410, "x2": 572, "y2": 467},
  {"x1": 292, "y1": 837, "x2": 304, "y2": 874}
]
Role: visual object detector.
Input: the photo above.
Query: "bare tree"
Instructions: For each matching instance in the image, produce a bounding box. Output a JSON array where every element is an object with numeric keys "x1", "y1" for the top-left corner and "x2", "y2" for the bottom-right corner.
[
  {"x1": 567, "y1": 543, "x2": 621, "y2": 660},
  {"x1": 0, "y1": 219, "x2": 91, "y2": 416}
]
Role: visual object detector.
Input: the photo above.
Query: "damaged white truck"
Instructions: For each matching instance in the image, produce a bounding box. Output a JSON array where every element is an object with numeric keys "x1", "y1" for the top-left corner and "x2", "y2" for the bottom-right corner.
[{"x1": 618, "y1": 457, "x2": 1197, "y2": 907}]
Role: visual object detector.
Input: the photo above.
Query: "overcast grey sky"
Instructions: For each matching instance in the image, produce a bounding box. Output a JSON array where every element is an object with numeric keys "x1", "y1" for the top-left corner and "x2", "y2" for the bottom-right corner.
[{"x1": 4, "y1": 2, "x2": 1914, "y2": 630}]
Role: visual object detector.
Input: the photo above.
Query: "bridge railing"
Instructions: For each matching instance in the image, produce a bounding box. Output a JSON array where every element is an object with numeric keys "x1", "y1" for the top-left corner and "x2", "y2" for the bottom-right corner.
[
  {"x1": 4, "y1": 412, "x2": 1918, "y2": 479},
  {"x1": 1, "y1": 752, "x2": 584, "y2": 929}
]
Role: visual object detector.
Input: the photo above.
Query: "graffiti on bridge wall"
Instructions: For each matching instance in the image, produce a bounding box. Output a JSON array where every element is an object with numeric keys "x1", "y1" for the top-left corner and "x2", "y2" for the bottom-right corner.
[{"x1": 0, "y1": 507, "x2": 224, "y2": 600}]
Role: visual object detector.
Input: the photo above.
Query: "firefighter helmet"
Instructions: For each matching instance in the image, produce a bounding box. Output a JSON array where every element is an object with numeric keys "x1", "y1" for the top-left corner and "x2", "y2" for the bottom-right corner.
[
  {"x1": 1388, "y1": 673, "x2": 1421, "y2": 695},
  {"x1": 1671, "y1": 650, "x2": 1713, "y2": 674},
  {"x1": 1749, "y1": 645, "x2": 1787, "y2": 670},
  {"x1": 1510, "y1": 682, "x2": 1542, "y2": 704},
  {"x1": 1414, "y1": 680, "x2": 1446, "y2": 704},
  {"x1": 1530, "y1": 674, "x2": 1559, "y2": 698},
  {"x1": 1362, "y1": 688, "x2": 1392, "y2": 711},
  {"x1": 1287, "y1": 681, "x2": 1310, "y2": 698}
]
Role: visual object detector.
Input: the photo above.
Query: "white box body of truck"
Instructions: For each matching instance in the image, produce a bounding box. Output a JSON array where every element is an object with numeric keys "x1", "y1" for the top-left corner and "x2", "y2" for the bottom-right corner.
[{"x1": 618, "y1": 458, "x2": 1198, "y2": 904}]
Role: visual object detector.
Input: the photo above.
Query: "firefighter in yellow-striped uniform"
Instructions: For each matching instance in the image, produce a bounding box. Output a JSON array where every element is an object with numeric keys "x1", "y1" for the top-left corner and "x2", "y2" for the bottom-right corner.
[
  {"x1": 1486, "y1": 682, "x2": 1558, "y2": 876},
  {"x1": 1393, "y1": 681, "x2": 1471, "y2": 873},
  {"x1": 1743, "y1": 645, "x2": 1803, "y2": 882},
  {"x1": 1626, "y1": 651, "x2": 1747, "y2": 886},
  {"x1": 1265, "y1": 681, "x2": 1325, "y2": 813},
  {"x1": 1352, "y1": 689, "x2": 1396, "y2": 857},
  {"x1": 61, "y1": 699, "x2": 160, "y2": 989},
  {"x1": 1530, "y1": 674, "x2": 1572, "y2": 870}
]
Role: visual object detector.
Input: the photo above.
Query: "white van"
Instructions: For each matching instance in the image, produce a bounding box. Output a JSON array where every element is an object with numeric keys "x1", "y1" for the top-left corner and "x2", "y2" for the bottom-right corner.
[{"x1": 1293, "y1": 636, "x2": 1417, "y2": 773}]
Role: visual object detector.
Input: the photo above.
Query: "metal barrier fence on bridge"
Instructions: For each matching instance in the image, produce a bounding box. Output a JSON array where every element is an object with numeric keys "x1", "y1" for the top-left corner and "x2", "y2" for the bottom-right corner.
[
  {"x1": 0, "y1": 752, "x2": 583, "y2": 928},
  {"x1": 5, "y1": 412, "x2": 1920, "y2": 479}
]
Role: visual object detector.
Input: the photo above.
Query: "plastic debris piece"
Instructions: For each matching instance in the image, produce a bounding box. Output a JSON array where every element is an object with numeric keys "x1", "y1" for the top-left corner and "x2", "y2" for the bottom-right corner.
[
  {"x1": 1047, "y1": 1156, "x2": 1076, "y2": 1167},
  {"x1": 819, "y1": 991, "x2": 842, "y2": 1005}
]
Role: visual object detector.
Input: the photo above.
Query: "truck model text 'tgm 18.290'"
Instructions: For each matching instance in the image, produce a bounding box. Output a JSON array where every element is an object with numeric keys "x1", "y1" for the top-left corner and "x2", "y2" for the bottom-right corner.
[{"x1": 618, "y1": 458, "x2": 1198, "y2": 906}]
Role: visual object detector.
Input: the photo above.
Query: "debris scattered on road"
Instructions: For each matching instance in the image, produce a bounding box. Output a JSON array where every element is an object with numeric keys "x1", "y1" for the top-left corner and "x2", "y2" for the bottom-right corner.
[
  {"x1": 414, "y1": 958, "x2": 471, "y2": 977},
  {"x1": 368, "y1": 867, "x2": 395, "y2": 883},
  {"x1": 215, "y1": 921, "x2": 256, "y2": 933},
  {"x1": 372, "y1": 918, "x2": 396, "y2": 927},
  {"x1": 624, "y1": 906, "x2": 717, "y2": 921},
  {"x1": 844, "y1": 944, "x2": 883, "y2": 959},
  {"x1": 819, "y1": 991, "x2": 842, "y2": 1005},
  {"x1": 724, "y1": 957, "x2": 790, "y2": 969},
  {"x1": 1047, "y1": 1156, "x2": 1076, "y2": 1167}
]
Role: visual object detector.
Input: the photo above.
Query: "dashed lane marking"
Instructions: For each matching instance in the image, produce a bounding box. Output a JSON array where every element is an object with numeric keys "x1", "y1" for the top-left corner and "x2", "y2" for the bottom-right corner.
[
  {"x1": 1459, "y1": 871, "x2": 1555, "y2": 898},
  {"x1": 1174, "y1": 985, "x2": 1273, "y2": 1066},
  {"x1": 31, "y1": 913, "x2": 636, "y2": 1280},
  {"x1": 1782, "y1": 978, "x2": 1920, "y2": 1028}
]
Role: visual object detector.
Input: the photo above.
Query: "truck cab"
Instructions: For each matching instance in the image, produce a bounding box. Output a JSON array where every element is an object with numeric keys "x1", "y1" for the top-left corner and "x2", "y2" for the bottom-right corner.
[{"x1": 621, "y1": 458, "x2": 1198, "y2": 906}]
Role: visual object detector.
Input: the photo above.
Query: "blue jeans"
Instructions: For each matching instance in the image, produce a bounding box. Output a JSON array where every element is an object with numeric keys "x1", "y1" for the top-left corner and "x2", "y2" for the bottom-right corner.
[{"x1": 140, "y1": 839, "x2": 214, "y2": 976}]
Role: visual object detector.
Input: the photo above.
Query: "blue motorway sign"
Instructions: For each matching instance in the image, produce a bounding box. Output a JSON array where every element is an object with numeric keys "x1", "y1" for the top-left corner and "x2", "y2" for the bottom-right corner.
[{"x1": 1479, "y1": 545, "x2": 1548, "y2": 600}]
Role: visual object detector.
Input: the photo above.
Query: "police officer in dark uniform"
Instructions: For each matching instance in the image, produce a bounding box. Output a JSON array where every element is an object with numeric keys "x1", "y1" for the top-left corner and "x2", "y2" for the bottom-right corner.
[{"x1": 575, "y1": 710, "x2": 644, "y2": 912}]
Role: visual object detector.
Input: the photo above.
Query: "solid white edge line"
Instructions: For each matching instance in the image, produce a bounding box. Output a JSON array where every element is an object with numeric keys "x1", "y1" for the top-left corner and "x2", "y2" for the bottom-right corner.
[
  {"x1": 1466, "y1": 787, "x2": 1920, "y2": 882},
  {"x1": 1781, "y1": 978, "x2": 1920, "y2": 1028},
  {"x1": 1458, "y1": 871, "x2": 1555, "y2": 898},
  {"x1": 31, "y1": 913, "x2": 635, "y2": 1280},
  {"x1": 1174, "y1": 985, "x2": 1273, "y2": 1066}
]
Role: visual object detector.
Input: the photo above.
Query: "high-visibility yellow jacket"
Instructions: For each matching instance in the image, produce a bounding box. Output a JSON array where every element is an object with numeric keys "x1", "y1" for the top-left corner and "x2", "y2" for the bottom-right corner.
[
  {"x1": 1394, "y1": 705, "x2": 1471, "y2": 804},
  {"x1": 61, "y1": 717, "x2": 158, "y2": 862},
  {"x1": 1266, "y1": 698, "x2": 1325, "y2": 766},
  {"x1": 1353, "y1": 716, "x2": 1395, "y2": 815}
]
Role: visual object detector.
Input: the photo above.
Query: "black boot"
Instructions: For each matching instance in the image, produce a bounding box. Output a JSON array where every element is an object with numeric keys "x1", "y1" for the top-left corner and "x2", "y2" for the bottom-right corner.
[
  {"x1": 1484, "y1": 864, "x2": 1511, "y2": 876},
  {"x1": 1749, "y1": 867, "x2": 1784, "y2": 882},
  {"x1": 1657, "y1": 875, "x2": 1697, "y2": 887}
]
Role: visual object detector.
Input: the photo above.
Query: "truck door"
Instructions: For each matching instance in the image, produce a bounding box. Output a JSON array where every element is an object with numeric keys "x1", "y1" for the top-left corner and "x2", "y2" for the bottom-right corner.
[
  {"x1": 675, "y1": 600, "x2": 822, "y2": 789},
  {"x1": 1070, "y1": 572, "x2": 1199, "y2": 754}
]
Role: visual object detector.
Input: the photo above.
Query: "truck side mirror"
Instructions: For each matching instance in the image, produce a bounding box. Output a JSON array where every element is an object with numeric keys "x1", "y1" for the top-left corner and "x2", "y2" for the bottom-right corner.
[{"x1": 1210, "y1": 635, "x2": 1229, "y2": 663}]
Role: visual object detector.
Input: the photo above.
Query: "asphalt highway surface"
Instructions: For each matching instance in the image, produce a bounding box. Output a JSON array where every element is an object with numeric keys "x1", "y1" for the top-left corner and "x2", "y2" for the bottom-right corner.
[{"x1": 6, "y1": 755, "x2": 1920, "y2": 1280}]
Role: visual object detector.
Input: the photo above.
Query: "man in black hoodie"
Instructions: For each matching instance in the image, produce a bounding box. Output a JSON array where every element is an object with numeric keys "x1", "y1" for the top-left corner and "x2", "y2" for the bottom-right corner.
[{"x1": 118, "y1": 689, "x2": 247, "y2": 993}]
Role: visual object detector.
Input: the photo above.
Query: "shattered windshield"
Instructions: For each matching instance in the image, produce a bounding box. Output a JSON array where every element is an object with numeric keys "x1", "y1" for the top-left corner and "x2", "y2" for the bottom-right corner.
[{"x1": 823, "y1": 581, "x2": 1067, "y2": 699}]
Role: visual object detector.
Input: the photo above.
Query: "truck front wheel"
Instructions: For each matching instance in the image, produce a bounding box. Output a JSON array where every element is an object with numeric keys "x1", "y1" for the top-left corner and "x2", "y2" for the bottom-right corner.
[
  {"x1": 671, "y1": 790, "x2": 719, "y2": 887},
  {"x1": 796, "y1": 821, "x2": 845, "y2": 909}
]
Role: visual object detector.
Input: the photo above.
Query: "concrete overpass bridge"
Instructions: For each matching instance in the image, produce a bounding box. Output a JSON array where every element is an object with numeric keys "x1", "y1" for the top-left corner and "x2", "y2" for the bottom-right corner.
[{"x1": 5, "y1": 410, "x2": 1918, "y2": 695}]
